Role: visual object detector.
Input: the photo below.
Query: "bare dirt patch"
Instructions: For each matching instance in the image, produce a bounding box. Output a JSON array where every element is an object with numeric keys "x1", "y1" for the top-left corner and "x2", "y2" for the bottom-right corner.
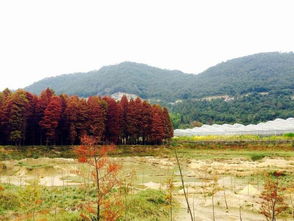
[{"x1": 1, "y1": 154, "x2": 294, "y2": 220}]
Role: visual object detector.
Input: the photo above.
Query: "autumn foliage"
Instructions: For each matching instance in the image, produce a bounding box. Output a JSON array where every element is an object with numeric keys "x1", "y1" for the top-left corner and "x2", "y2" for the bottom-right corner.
[
  {"x1": 0, "y1": 88, "x2": 173, "y2": 145},
  {"x1": 258, "y1": 178, "x2": 288, "y2": 221},
  {"x1": 75, "y1": 135, "x2": 123, "y2": 220}
]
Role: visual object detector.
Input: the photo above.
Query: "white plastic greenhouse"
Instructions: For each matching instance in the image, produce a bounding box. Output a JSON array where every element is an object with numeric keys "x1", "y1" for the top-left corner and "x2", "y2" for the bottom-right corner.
[{"x1": 174, "y1": 118, "x2": 294, "y2": 136}]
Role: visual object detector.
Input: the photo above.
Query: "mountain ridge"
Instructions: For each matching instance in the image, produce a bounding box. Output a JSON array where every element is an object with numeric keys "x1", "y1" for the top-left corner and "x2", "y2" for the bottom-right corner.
[
  {"x1": 25, "y1": 52, "x2": 294, "y2": 101},
  {"x1": 24, "y1": 52, "x2": 294, "y2": 127}
]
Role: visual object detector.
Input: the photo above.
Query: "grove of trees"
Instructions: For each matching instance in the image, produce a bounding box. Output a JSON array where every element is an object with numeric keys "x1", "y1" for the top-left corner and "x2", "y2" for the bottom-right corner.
[
  {"x1": 170, "y1": 92, "x2": 294, "y2": 128},
  {"x1": 0, "y1": 88, "x2": 173, "y2": 146}
]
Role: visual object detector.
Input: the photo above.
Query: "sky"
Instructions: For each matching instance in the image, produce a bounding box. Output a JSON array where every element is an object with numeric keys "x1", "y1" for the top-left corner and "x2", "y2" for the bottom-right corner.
[{"x1": 0, "y1": 0, "x2": 294, "y2": 91}]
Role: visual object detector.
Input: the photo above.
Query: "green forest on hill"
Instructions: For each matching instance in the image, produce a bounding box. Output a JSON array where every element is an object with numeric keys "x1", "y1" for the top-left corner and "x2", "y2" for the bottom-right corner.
[
  {"x1": 25, "y1": 52, "x2": 294, "y2": 128},
  {"x1": 169, "y1": 92, "x2": 294, "y2": 128}
]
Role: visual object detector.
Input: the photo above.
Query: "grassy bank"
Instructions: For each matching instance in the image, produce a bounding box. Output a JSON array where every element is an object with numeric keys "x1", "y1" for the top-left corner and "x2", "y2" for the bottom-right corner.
[
  {"x1": 0, "y1": 139, "x2": 293, "y2": 161},
  {"x1": 0, "y1": 183, "x2": 172, "y2": 221}
]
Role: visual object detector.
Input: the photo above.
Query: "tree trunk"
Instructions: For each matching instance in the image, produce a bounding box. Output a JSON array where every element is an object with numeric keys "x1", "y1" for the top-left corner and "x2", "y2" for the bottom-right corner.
[
  {"x1": 94, "y1": 155, "x2": 100, "y2": 220},
  {"x1": 272, "y1": 202, "x2": 276, "y2": 221},
  {"x1": 175, "y1": 148, "x2": 194, "y2": 221},
  {"x1": 212, "y1": 194, "x2": 215, "y2": 221}
]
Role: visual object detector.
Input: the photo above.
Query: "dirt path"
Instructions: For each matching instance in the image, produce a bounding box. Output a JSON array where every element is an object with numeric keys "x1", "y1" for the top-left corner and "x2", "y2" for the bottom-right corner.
[{"x1": 174, "y1": 195, "x2": 264, "y2": 221}]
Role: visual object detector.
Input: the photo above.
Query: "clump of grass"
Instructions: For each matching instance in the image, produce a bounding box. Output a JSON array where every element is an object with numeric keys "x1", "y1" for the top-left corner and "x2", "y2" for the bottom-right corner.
[
  {"x1": 124, "y1": 189, "x2": 171, "y2": 220},
  {"x1": 0, "y1": 145, "x2": 75, "y2": 160},
  {"x1": 250, "y1": 153, "x2": 267, "y2": 161},
  {"x1": 33, "y1": 210, "x2": 81, "y2": 221},
  {"x1": 0, "y1": 185, "x2": 20, "y2": 214},
  {"x1": 0, "y1": 184, "x2": 174, "y2": 221}
]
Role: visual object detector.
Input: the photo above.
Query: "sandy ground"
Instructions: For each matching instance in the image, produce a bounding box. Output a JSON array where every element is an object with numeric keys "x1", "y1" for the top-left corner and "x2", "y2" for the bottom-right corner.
[{"x1": 1, "y1": 155, "x2": 294, "y2": 220}]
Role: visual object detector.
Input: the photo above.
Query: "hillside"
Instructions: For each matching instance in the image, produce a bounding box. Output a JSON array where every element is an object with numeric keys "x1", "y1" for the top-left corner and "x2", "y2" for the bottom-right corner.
[
  {"x1": 26, "y1": 52, "x2": 294, "y2": 101},
  {"x1": 25, "y1": 62, "x2": 192, "y2": 100},
  {"x1": 25, "y1": 52, "x2": 294, "y2": 127},
  {"x1": 169, "y1": 93, "x2": 294, "y2": 128},
  {"x1": 187, "y1": 52, "x2": 294, "y2": 98}
]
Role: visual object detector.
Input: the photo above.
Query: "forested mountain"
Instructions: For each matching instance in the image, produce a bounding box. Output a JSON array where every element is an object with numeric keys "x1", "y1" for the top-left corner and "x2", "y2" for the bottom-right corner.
[
  {"x1": 25, "y1": 62, "x2": 192, "y2": 100},
  {"x1": 26, "y1": 52, "x2": 294, "y2": 101},
  {"x1": 169, "y1": 93, "x2": 294, "y2": 128},
  {"x1": 25, "y1": 52, "x2": 294, "y2": 128},
  {"x1": 187, "y1": 52, "x2": 294, "y2": 98}
]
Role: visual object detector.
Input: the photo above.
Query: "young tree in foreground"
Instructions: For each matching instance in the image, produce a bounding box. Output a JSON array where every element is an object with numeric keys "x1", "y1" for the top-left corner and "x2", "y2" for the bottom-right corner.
[
  {"x1": 258, "y1": 178, "x2": 288, "y2": 221},
  {"x1": 75, "y1": 135, "x2": 122, "y2": 221},
  {"x1": 166, "y1": 174, "x2": 175, "y2": 221}
]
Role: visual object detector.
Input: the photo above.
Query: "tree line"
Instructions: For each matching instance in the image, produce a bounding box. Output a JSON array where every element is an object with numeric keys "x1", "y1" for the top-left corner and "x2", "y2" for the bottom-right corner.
[
  {"x1": 169, "y1": 92, "x2": 294, "y2": 128},
  {"x1": 0, "y1": 88, "x2": 173, "y2": 146}
]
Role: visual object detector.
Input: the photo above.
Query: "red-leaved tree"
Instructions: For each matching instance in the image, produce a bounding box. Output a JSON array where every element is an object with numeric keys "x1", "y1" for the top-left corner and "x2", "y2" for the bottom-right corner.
[
  {"x1": 75, "y1": 135, "x2": 122, "y2": 221},
  {"x1": 39, "y1": 96, "x2": 62, "y2": 145},
  {"x1": 103, "y1": 97, "x2": 121, "y2": 144},
  {"x1": 3, "y1": 90, "x2": 31, "y2": 146},
  {"x1": 259, "y1": 178, "x2": 288, "y2": 221},
  {"x1": 119, "y1": 95, "x2": 129, "y2": 144},
  {"x1": 150, "y1": 105, "x2": 165, "y2": 144},
  {"x1": 0, "y1": 88, "x2": 173, "y2": 146},
  {"x1": 87, "y1": 96, "x2": 107, "y2": 142},
  {"x1": 64, "y1": 96, "x2": 80, "y2": 145}
]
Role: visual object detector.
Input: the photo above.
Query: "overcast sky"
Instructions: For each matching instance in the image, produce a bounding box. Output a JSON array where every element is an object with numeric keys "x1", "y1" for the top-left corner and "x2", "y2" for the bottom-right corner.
[{"x1": 0, "y1": 0, "x2": 294, "y2": 91}]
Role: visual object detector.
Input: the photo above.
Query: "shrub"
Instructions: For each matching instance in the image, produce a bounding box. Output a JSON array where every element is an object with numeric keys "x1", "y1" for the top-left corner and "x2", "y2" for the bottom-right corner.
[
  {"x1": 258, "y1": 179, "x2": 288, "y2": 221},
  {"x1": 250, "y1": 153, "x2": 266, "y2": 161},
  {"x1": 0, "y1": 186, "x2": 20, "y2": 213},
  {"x1": 125, "y1": 190, "x2": 170, "y2": 219},
  {"x1": 284, "y1": 133, "x2": 294, "y2": 138}
]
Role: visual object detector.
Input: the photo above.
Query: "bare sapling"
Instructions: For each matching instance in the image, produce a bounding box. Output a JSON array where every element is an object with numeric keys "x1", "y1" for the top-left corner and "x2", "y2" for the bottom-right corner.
[
  {"x1": 174, "y1": 148, "x2": 194, "y2": 221},
  {"x1": 122, "y1": 169, "x2": 136, "y2": 220},
  {"x1": 239, "y1": 205, "x2": 242, "y2": 221},
  {"x1": 166, "y1": 172, "x2": 175, "y2": 221},
  {"x1": 290, "y1": 193, "x2": 294, "y2": 219},
  {"x1": 18, "y1": 179, "x2": 43, "y2": 221},
  {"x1": 222, "y1": 179, "x2": 229, "y2": 213},
  {"x1": 223, "y1": 187, "x2": 229, "y2": 213},
  {"x1": 285, "y1": 184, "x2": 294, "y2": 219},
  {"x1": 209, "y1": 175, "x2": 221, "y2": 221},
  {"x1": 193, "y1": 178, "x2": 196, "y2": 220}
]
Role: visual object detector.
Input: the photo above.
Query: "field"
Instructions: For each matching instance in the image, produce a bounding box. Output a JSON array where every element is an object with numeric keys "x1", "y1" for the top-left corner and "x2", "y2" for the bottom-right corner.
[{"x1": 0, "y1": 139, "x2": 294, "y2": 220}]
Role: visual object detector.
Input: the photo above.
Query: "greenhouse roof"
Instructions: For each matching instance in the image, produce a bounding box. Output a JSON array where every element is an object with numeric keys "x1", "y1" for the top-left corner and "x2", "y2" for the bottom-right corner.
[{"x1": 174, "y1": 118, "x2": 294, "y2": 136}]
